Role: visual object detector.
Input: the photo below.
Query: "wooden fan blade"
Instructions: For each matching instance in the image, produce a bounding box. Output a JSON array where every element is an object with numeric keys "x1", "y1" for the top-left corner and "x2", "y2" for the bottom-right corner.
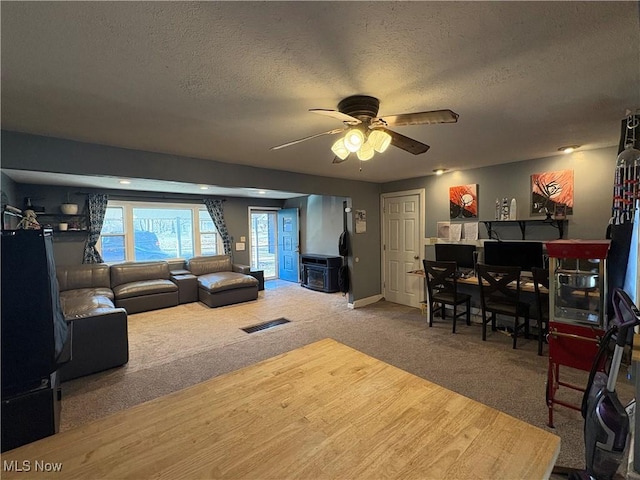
[
  {"x1": 270, "y1": 128, "x2": 346, "y2": 150},
  {"x1": 332, "y1": 154, "x2": 350, "y2": 164},
  {"x1": 384, "y1": 128, "x2": 431, "y2": 155},
  {"x1": 310, "y1": 109, "x2": 362, "y2": 125},
  {"x1": 379, "y1": 109, "x2": 459, "y2": 127}
]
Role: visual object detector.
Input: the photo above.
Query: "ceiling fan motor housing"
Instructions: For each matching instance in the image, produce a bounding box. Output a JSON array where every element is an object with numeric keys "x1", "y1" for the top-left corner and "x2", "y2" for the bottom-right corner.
[{"x1": 338, "y1": 95, "x2": 380, "y2": 121}]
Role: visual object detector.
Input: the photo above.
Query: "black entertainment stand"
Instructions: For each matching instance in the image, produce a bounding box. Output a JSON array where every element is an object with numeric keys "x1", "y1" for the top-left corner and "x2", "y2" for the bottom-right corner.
[{"x1": 300, "y1": 254, "x2": 342, "y2": 293}]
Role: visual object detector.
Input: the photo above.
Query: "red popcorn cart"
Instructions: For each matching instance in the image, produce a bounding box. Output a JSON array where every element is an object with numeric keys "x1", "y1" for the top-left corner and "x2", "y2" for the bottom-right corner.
[{"x1": 545, "y1": 240, "x2": 611, "y2": 427}]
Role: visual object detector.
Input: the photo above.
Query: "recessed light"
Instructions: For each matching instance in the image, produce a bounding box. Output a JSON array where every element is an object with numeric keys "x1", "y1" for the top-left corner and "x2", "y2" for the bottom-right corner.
[
  {"x1": 258, "y1": 190, "x2": 267, "y2": 195},
  {"x1": 558, "y1": 145, "x2": 580, "y2": 154},
  {"x1": 432, "y1": 168, "x2": 449, "y2": 175},
  {"x1": 199, "y1": 185, "x2": 209, "y2": 190},
  {"x1": 119, "y1": 180, "x2": 131, "y2": 185}
]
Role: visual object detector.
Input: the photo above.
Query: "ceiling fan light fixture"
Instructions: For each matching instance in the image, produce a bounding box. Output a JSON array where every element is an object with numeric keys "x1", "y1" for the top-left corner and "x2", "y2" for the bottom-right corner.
[
  {"x1": 357, "y1": 141, "x2": 375, "y2": 161},
  {"x1": 344, "y1": 129, "x2": 364, "y2": 153},
  {"x1": 331, "y1": 138, "x2": 350, "y2": 160},
  {"x1": 368, "y1": 130, "x2": 392, "y2": 153}
]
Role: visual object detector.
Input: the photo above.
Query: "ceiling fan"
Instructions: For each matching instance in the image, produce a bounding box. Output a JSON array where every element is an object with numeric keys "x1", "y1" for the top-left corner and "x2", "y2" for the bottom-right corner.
[{"x1": 271, "y1": 95, "x2": 459, "y2": 163}]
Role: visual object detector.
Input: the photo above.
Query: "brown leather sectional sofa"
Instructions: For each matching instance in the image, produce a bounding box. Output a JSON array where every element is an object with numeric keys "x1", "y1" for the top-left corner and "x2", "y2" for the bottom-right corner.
[
  {"x1": 186, "y1": 255, "x2": 259, "y2": 308},
  {"x1": 56, "y1": 263, "x2": 129, "y2": 381},
  {"x1": 55, "y1": 256, "x2": 258, "y2": 381},
  {"x1": 110, "y1": 261, "x2": 179, "y2": 314}
]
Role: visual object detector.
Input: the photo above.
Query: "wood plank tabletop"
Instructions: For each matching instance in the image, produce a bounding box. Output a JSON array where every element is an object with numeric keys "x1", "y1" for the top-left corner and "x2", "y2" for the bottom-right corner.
[
  {"x1": 0, "y1": 338, "x2": 560, "y2": 479},
  {"x1": 408, "y1": 269, "x2": 544, "y2": 294}
]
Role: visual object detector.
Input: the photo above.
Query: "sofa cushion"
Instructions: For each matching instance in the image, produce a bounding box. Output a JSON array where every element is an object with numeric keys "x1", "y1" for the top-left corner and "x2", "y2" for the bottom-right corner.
[
  {"x1": 110, "y1": 261, "x2": 171, "y2": 288},
  {"x1": 113, "y1": 279, "x2": 178, "y2": 299},
  {"x1": 60, "y1": 294, "x2": 116, "y2": 319},
  {"x1": 187, "y1": 255, "x2": 232, "y2": 276},
  {"x1": 57, "y1": 264, "x2": 111, "y2": 292},
  {"x1": 198, "y1": 272, "x2": 258, "y2": 293},
  {"x1": 61, "y1": 287, "x2": 115, "y2": 301}
]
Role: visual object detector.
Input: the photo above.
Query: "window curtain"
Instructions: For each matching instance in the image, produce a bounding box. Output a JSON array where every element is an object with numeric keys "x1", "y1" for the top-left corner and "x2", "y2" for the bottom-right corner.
[
  {"x1": 83, "y1": 193, "x2": 108, "y2": 264},
  {"x1": 203, "y1": 198, "x2": 232, "y2": 256}
]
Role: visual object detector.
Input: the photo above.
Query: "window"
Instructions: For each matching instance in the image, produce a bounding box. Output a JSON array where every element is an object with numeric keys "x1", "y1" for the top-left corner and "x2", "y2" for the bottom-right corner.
[{"x1": 99, "y1": 201, "x2": 223, "y2": 263}]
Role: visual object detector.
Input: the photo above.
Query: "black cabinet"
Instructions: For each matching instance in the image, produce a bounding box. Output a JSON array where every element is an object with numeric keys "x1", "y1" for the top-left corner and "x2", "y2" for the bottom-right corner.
[
  {"x1": 301, "y1": 255, "x2": 342, "y2": 293},
  {"x1": 1, "y1": 372, "x2": 61, "y2": 452},
  {"x1": 1, "y1": 230, "x2": 69, "y2": 451},
  {"x1": 249, "y1": 270, "x2": 265, "y2": 291}
]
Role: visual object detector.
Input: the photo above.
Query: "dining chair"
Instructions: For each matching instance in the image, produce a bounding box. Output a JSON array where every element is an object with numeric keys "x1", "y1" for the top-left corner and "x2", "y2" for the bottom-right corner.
[
  {"x1": 423, "y1": 260, "x2": 471, "y2": 333},
  {"x1": 532, "y1": 267, "x2": 550, "y2": 356},
  {"x1": 476, "y1": 263, "x2": 530, "y2": 349}
]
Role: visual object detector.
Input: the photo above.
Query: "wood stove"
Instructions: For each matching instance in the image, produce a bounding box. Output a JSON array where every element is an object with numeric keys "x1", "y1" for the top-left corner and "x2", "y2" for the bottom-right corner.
[{"x1": 300, "y1": 254, "x2": 342, "y2": 293}]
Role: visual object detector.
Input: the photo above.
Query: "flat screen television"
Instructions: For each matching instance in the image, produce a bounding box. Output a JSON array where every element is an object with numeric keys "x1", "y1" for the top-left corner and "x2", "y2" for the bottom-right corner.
[
  {"x1": 482, "y1": 241, "x2": 544, "y2": 272},
  {"x1": 435, "y1": 243, "x2": 477, "y2": 270}
]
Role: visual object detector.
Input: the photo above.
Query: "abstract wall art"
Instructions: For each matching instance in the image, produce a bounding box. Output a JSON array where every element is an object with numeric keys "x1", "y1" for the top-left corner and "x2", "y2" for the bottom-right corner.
[
  {"x1": 449, "y1": 184, "x2": 478, "y2": 219},
  {"x1": 530, "y1": 169, "x2": 574, "y2": 216}
]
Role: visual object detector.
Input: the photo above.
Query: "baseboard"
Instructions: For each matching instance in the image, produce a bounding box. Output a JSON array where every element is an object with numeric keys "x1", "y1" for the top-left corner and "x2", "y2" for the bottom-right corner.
[{"x1": 348, "y1": 294, "x2": 383, "y2": 309}]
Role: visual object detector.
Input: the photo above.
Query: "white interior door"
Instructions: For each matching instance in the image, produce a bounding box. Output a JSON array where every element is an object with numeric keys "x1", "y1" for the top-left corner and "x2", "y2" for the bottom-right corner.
[{"x1": 383, "y1": 193, "x2": 422, "y2": 308}]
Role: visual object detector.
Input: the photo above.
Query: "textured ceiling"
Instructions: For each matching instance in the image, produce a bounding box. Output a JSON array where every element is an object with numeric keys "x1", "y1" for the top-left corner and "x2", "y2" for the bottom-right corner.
[{"x1": 1, "y1": 1, "x2": 639, "y2": 187}]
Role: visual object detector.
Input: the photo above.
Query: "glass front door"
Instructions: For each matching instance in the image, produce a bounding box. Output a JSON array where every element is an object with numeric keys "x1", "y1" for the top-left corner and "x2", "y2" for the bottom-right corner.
[{"x1": 249, "y1": 209, "x2": 278, "y2": 279}]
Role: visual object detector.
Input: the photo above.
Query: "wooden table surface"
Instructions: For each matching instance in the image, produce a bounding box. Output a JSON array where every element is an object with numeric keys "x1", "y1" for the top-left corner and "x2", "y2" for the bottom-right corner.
[
  {"x1": 409, "y1": 269, "x2": 544, "y2": 294},
  {"x1": 0, "y1": 338, "x2": 560, "y2": 479}
]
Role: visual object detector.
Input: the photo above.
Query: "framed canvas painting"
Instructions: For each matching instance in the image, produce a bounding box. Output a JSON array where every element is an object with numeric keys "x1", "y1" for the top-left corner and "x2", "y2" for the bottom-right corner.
[
  {"x1": 449, "y1": 184, "x2": 478, "y2": 219},
  {"x1": 531, "y1": 170, "x2": 574, "y2": 216}
]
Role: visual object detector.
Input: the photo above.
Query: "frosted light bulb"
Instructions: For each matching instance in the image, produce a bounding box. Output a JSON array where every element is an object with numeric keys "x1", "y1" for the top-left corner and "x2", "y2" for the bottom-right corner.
[{"x1": 344, "y1": 129, "x2": 364, "y2": 153}]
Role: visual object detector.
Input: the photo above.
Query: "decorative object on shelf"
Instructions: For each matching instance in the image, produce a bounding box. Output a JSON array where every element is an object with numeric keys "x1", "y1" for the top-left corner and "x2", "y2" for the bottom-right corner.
[
  {"x1": 501, "y1": 197, "x2": 509, "y2": 220},
  {"x1": 509, "y1": 198, "x2": 517, "y2": 220},
  {"x1": 554, "y1": 204, "x2": 567, "y2": 220},
  {"x1": 530, "y1": 169, "x2": 574, "y2": 216},
  {"x1": 60, "y1": 192, "x2": 79, "y2": 215},
  {"x1": 58, "y1": 222, "x2": 68, "y2": 231},
  {"x1": 60, "y1": 203, "x2": 78, "y2": 215},
  {"x1": 495, "y1": 198, "x2": 500, "y2": 220},
  {"x1": 22, "y1": 197, "x2": 45, "y2": 213},
  {"x1": 449, "y1": 184, "x2": 477, "y2": 219},
  {"x1": 17, "y1": 209, "x2": 41, "y2": 230}
]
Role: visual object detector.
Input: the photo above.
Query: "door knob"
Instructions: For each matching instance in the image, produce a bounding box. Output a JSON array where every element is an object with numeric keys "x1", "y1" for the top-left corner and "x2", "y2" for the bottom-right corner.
[{"x1": 414, "y1": 256, "x2": 419, "y2": 260}]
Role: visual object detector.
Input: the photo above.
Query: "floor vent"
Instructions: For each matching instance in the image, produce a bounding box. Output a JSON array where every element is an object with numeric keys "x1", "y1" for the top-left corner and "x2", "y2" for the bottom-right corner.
[{"x1": 241, "y1": 318, "x2": 291, "y2": 334}]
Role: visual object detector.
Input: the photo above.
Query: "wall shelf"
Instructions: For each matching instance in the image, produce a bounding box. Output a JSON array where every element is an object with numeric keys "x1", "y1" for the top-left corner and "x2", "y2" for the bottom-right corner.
[
  {"x1": 35, "y1": 213, "x2": 87, "y2": 231},
  {"x1": 481, "y1": 218, "x2": 566, "y2": 240}
]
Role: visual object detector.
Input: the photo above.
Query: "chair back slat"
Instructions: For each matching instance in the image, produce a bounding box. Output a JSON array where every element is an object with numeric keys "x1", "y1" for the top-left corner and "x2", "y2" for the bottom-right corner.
[
  {"x1": 423, "y1": 260, "x2": 458, "y2": 299},
  {"x1": 476, "y1": 263, "x2": 521, "y2": 306}
]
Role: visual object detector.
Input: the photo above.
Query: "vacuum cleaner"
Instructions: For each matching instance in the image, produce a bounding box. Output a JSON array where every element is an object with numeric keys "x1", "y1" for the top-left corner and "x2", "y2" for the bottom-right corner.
[{"x1": 568, "y1": 288, "x2": 640, "y2": 480}]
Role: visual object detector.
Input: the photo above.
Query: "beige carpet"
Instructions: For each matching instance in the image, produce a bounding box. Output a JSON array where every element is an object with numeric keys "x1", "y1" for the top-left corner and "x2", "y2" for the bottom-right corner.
[{"x1": 60, "y1": 280, "x2": 635, "y2": 472}]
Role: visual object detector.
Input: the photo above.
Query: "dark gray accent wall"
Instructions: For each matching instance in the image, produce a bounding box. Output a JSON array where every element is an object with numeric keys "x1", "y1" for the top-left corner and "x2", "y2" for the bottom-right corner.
[
  {"x1": 1, "y1": 172, "x2": 18, "y2": 208},
  {"x1": 382, "y1": 147, "x2": 617, "y2": 242},
  {"x1": 1, "y1": 130, "x2": 382, "y2": 302},
  {"x1": 11, "y1": 183, "x2": 285, "y2": 266},
  {"x1": 284, "y1": 194, "x2": 347, "y2": 257}
]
